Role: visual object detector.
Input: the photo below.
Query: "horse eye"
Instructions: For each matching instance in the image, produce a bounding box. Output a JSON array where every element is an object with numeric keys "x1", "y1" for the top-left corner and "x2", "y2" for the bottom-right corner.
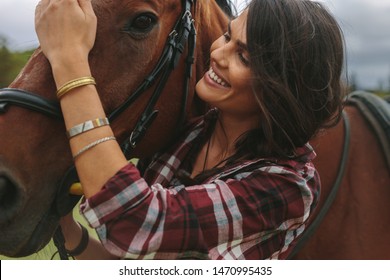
[
  {"x1": 123, "y1": 13, "x2": 157, "y2": 36},
  {"x1": 134, "y1": 15, "x2": 154, "y2": 30}
]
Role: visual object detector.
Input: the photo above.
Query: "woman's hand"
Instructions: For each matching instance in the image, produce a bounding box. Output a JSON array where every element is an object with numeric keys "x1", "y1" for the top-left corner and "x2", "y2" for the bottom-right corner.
[
  {"x1": 59, "y1": 212, "x2": 83, "y2": 250},
  {"x1": 35, "y1": 0, "x2": 97, "y2": 68},
  {"x1": 60, "y1": 212, "x2": 119, "y2": 259}
]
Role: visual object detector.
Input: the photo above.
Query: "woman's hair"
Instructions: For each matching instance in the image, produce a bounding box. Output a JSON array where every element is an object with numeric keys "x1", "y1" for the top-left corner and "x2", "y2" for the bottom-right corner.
[{"x1": 241, "y1": 0, "x2": 345, "y2": 158}]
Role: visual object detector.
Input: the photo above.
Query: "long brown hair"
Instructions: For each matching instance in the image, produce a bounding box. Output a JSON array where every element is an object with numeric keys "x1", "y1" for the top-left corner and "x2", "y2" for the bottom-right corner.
[{"x1": 243, "y1": 0, "x2": 345, "y2": 158}]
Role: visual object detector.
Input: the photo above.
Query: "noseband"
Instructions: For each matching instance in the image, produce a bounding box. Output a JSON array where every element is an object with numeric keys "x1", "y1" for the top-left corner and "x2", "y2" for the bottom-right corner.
[{"x1": 0, "y1": 0, "x2": 196, "y2": 218}]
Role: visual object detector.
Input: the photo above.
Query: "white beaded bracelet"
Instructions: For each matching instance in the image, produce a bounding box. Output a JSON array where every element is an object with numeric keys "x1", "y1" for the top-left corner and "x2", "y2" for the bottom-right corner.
[{"x1": 73, "y1": 136, "x2": 116, "y2": 159}]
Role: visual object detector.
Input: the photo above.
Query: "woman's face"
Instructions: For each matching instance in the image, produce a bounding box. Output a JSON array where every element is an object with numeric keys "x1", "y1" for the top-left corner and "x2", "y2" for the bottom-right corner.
[{"x1": 196, "y1": 10, "x2": 259, "y2": 119}]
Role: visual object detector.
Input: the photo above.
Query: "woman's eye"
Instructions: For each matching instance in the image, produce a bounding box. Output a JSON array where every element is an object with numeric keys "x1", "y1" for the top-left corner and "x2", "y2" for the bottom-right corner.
[
  {"x1": 222, "y1": 31, "x2": 249, "y2": 66},
  {"x1": 238, "y1": 53, "x2": 250, "y2": 66}
]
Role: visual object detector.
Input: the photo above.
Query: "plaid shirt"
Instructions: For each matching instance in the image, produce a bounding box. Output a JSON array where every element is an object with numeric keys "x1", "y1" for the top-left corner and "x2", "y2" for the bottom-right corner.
[{"x1": 81, "y1": 110, "x2": 320, "y2": 260}]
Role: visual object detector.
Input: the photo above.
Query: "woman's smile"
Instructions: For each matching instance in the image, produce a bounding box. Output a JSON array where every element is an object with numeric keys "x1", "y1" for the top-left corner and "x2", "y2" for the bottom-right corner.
[{"x1": 208, "y1": 67, "x2": 230, "y2": 87}]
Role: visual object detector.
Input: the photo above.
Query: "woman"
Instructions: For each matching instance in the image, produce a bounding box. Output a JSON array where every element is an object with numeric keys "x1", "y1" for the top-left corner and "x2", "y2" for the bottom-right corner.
[{"x1": 35, "y1": 0, "x2": 345, "y2": 259}]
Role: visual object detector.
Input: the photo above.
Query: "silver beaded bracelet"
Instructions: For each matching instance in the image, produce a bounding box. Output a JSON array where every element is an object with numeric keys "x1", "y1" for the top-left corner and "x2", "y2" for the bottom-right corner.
[{"x1": 73, "y1": 136, "x2": 116, "y2": 159}]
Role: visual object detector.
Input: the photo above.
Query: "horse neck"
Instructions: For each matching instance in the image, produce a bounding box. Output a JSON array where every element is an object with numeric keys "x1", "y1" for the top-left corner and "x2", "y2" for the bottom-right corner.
[{"x1": 9, "y1": 48, "x2": 56, "y2": 100}]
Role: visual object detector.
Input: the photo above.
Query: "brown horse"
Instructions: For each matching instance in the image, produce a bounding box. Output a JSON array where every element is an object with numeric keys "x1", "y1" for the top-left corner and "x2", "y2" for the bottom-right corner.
[
  {"x1": 1, "y1": 0, "x2": 390, "y2": 260},
  {"x1": 294, "y1": 93, "x2": 390, "y2": 260},
  {"x1": 0, "y1": 0, "x2": 229, "y2": 258}
]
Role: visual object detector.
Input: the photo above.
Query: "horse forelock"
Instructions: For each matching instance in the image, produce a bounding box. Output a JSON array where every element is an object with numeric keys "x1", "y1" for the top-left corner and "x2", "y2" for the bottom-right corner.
[
  {"x1": 195, "y1": 0, "x2": 229, "y2": 36},
  {"x1": 195, "y1": 1, "x2": 212, "y2": 29}
]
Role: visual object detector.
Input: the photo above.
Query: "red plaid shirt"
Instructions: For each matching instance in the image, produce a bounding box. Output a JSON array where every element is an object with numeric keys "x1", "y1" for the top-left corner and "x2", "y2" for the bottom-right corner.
[{"x1": 81, "y1": 110, "x2": 320, "y2": 259}]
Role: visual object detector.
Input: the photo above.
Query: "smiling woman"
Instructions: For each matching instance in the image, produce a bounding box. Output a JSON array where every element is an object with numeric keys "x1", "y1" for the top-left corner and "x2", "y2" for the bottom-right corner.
[
  {"x1": 1, "y1": 0, "x2": 389, "y2": 262},
  {"x1": 28, "y1": 0, "x2": 344, "y2": 260}
]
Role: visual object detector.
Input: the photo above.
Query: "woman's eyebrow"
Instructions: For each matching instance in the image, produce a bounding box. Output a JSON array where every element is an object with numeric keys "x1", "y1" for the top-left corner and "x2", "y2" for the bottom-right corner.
[{"x1": 228, "y1": 20, "x2": 248, "y2": 51}]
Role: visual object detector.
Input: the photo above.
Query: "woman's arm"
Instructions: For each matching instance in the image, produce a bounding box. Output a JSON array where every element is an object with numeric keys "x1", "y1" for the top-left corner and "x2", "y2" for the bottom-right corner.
[
  {"x1": 35, "y1": 1, "x2": 128, "y2": 259},
  {"x1": 81, "y1": 161, "x2": 319, "y2": 259},
  {"x1": 59, "y1": 214, "x2": 118, "y2": 260},
  {"x1": 35, "y1": 0, "x2": 128, "y2": 198}
]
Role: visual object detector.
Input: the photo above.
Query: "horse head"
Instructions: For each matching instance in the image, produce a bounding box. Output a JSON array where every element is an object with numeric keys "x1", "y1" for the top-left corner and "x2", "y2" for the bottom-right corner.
[{"x1": 0, "y1": 0, "x2": 228, "y2": 257}]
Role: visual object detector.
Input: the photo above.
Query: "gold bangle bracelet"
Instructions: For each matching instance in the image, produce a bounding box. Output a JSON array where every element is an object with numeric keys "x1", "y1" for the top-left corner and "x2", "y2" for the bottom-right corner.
[{"x1": 56, "y1": 76, "x2": 96, "y2": 99}]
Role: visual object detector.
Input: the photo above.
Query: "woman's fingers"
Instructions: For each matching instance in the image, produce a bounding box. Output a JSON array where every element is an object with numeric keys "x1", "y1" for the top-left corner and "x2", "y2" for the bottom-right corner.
[
  {"x1": 34, "y1": 0, "x2": 97, "y2": 67},
  {"x1": 78, "y1": 0, "x2": 93, "y2": 13}
]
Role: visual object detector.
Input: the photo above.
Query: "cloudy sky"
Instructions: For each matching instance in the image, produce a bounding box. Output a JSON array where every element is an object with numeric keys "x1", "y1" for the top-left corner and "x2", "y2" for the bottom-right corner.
[{"x1": 0, "y1": 0, "x2": 389, "y2": 90}]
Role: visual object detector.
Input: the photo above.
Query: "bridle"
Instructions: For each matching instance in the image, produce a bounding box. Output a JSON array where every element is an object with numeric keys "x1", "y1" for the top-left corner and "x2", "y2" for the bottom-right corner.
[{"x1": 0, "y1": 0, "x2": 196, "y2": 259}]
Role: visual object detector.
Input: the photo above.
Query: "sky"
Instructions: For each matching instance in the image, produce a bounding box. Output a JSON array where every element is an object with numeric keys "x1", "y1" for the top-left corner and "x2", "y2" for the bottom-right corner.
[{"x1": 0, "y1": 0, "x2": 389, "y2": 90}]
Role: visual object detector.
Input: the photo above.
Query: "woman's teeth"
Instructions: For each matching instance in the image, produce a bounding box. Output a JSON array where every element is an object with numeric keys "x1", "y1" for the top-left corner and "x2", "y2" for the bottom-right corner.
[{"x1": 208, "y1": 68, "x2": 228, "y2": 87}]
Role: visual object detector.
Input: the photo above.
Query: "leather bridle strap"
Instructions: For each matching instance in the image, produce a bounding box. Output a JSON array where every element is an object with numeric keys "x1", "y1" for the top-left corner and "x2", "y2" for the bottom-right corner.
[
  {"x1": 117, "y1": 1, "x2": 196, "y2": 154},
  {"x1": 126, "y1": 23, "x2": 196, "y2": 150},
  {"x1": 0, "y1": 88, "x2": 62, "y2": 119}
]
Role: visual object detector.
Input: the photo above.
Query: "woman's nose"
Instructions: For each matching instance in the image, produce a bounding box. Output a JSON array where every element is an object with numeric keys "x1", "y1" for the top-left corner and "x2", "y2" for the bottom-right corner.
[{"x1": 211, "y1": 39, "x2": 230, "y2": 67}]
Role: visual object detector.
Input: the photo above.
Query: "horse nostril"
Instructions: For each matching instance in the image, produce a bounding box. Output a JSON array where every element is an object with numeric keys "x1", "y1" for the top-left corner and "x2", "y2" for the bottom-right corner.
[{"x1": 0, "y1": 175, "x2": 22, "y2": 224}]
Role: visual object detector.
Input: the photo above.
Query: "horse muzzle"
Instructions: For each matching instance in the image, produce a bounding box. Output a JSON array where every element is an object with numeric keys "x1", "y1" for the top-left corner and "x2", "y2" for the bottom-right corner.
[
  {"x1": 0, "y1": 171, "x2": 25, "y2": 226},
  {"x1": 0, "y1": 166, "x2": 58, "y2": 257}
]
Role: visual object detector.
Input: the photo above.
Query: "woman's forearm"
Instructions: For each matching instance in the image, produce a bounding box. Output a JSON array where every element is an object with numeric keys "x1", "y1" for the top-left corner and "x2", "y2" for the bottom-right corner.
[
  {"x1": 51, "y1": 61, "x2": 128, "y2": 198},
  {"x1": 35, "y1": 0, "x2": 126, "y2": 198}
]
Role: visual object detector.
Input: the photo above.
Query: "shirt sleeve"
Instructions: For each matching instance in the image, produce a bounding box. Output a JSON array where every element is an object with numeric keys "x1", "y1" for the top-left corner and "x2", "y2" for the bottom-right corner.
[{"x1": 80, "y1": 162, "x2": 319, "y2": 259}]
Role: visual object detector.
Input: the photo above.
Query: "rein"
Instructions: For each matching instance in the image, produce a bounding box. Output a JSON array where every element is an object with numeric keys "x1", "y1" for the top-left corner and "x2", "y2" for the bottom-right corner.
[
  {"x1": 0, "y1": 88, "x2": 62, "y2": 119},
  {"x1": 287, "y1": 111, "x2": 351, "y2": 259},
  {"x1": 0, "y1": 0, "x2": 196, "y2": 259}
]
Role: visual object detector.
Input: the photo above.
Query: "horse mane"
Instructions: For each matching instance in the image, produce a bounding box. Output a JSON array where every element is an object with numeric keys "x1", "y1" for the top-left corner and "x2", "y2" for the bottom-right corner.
[
  {"x1": 190, "y1": 1, "x2": 231, "y2": 115},
  {"x1": 215, "y1": 0, "x2": 235, "y2": 18},
  {"x1": 195, "y1": 0, "x2": 233, "y2": 31}
]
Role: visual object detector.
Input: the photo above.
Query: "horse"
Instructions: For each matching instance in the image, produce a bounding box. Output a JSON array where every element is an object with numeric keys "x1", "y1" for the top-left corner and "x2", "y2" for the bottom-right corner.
[
  {"x1": 293, "y1": 92, "x2": 390, "y2": 259},
  {"x1": 1, "y1": 0, "x2": 390, "y2": 260},
  {"x1": 0, "y1": 0, "x2": 230, "y2": 258}
]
